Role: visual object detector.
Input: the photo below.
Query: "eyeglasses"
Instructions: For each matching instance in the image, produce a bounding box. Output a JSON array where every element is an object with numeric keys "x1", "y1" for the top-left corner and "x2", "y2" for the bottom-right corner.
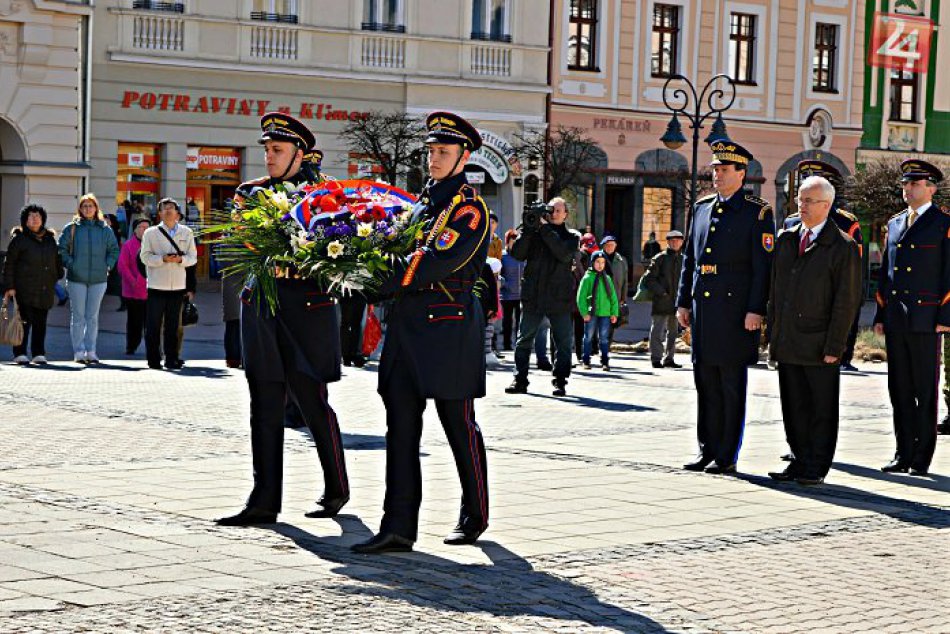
[{"x1": 796, "y1": 197, "x2": 831, "y2": 206}]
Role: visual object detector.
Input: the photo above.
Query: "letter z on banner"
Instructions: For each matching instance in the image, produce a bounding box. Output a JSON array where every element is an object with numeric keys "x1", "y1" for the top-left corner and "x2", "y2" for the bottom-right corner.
[{"x1": 868, "y1": 12, "x2": 933, "y2": 72}]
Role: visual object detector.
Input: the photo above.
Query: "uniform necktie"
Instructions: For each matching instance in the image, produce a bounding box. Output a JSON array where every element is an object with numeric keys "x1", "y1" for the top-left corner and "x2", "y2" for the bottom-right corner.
[
  {"x1": 907, "y1": 209, "x2": 918, "y2": 228},
  {"x1": 799, "y1": 230, "x2": 811, "y2": 256}
]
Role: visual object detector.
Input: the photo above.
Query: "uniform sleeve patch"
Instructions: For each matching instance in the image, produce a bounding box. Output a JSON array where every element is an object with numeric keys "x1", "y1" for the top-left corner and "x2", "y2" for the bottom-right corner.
[
  {"x1": 762, "y1": 233, "x2": 774, "y2": 252},
  {"x1": 452, "y1": 205, "x2": 481, "y2": 230},
  {"x1": 435, "y1": 228, "x2": 460, "y2": 251}
]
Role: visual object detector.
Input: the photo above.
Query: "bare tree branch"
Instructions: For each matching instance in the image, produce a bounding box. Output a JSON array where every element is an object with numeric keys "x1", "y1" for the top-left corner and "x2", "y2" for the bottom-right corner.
[
  {"x1": 512, "y1": 126, "x2": 604, "y2": 200},
  {"x1": 338, "y1": 111, "x2": 426, "y2": 185}
]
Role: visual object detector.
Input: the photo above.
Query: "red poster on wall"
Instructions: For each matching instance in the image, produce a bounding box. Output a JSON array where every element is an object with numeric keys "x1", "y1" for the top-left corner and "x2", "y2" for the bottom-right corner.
[{"x1": 868, "y1": 12, "x2": 933, "y2": 72}]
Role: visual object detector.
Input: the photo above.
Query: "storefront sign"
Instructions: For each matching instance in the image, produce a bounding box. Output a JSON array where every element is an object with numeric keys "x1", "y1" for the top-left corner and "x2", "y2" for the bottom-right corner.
[
  {"x1": 120, "y1": 90, "x2": 370, "y2": 122},
  {"x1": 593, "y1": 118, "x2": 652, "y2": 133},
  {"x1": 469, "y1": 145, "x2": 509, "y2": 184},
  {"x1": 477, "y1": 129, "x2": 522, "y2": 177},
  {"x1": 186, "y1": 147, "x2": 241, "y2": 171},
  {"x1": 127, "y1": 153, "x2": 144, "y2": 168},
  {"x1": 606, "y1": 175, "x2": 637, "y2": 186},
  {"x1": 465, "y1": 171, "x2": 486, "y2": 185}
]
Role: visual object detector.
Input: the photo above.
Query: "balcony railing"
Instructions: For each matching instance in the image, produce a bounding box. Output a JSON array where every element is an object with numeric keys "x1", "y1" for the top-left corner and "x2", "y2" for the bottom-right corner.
[
  {"x1": 361, "y1": 22, "x2": 406, "y2": 33},
  {"x1": 250, "y1": 25, "x2": 298, "y2": 60},
  {"x1": 471, "y1": 45, "x2": 511, "y2": 76},
  {"x1": 361, "y1": 36, "x2": 405, "y2": 69},
  {"x1": 132, "y1": 14, "x2": 184, "y2": 51},
  {"x1": 250, "y1": 12, "x2": 299, "y2": 24},
  {"x1": 132, "y1": 1, "x2": 185, "y2": 12}
]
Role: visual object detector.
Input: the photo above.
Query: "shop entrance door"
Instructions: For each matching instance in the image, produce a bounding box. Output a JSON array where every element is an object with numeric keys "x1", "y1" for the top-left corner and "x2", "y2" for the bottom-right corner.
[{"x1": 604, "y1": 185, "x2": 636, "y2": 278}]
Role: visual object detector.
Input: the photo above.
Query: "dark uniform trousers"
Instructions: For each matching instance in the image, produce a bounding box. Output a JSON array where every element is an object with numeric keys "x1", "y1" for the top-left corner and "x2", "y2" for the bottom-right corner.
[
  {"x1": 379, "y1": 360, "x2": 488, "y2": 542},
  {"x1": 777, "y1": 363, "x2": 840, "y2": 478},
  {"x1": 693, "y1": 364, "x2": 748, "y2": 465},
  {"x1": 885, "y1": 331, "x2": 941, "y2": 470}
]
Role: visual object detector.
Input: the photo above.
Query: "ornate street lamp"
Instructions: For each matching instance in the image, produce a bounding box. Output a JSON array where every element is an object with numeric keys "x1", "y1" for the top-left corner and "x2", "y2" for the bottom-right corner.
[{"x1": 660, "y1": 73, "x2": 737, "y2": 224}]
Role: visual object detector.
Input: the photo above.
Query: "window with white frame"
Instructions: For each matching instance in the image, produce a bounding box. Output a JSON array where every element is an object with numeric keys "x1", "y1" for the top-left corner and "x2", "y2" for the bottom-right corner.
[
  {"x1": 728, "y1": 12, "x2": 756, "y2": 85},
  {"x1": 363, "y1": 0, "x2": 405, "y2": 32},
  {"x1": 133, "y1": 0, "x2": 185, "y2": 12},
  {"x1": 889, "y1": 70, "x2": 919, "y2": 122},
  {"x1": 472, "y1": 0, "x2": 511, "y2": 42},
  {"x1": 251, "y1": 0, "x2": 298, "y2": 23},
  {"x1": 812, "y1": 23, "x2": 838, "y2": 93},
  {"x1": 651, "y1": 4, "x2": 680, "y2": 78}
]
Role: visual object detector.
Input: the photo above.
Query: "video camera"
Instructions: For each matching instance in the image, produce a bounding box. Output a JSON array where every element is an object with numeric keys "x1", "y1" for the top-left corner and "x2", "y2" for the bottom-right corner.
[{"x1": 521, "y1": 201, "x2": 551, "y2": 231}]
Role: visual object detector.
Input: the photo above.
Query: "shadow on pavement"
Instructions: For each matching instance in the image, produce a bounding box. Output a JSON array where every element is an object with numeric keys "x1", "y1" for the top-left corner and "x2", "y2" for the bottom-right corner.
[
  {"x1": 830, "y1": 461, "x2": 949, "y2": 493},
  {"x1": 739, "y1": 473, "x2": 949, "y2": 529},
  {"x1": 270, "y1": 519, "x2": 673, "y2": 634},
  {"x1": 529, "y1": 393, "x2": 658, "y2": 413}
]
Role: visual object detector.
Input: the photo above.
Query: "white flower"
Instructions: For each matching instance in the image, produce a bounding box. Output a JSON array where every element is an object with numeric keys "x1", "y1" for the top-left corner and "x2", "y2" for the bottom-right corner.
[
  {"x1": 272, "y1": 191, "x2": 291, "y2": 212},
  {"x1": 327, "y1": 240, "x2": 344, "y2": 259},
  {"x1": 357, "y1": 222, "x2": 373, "y2": 238}
]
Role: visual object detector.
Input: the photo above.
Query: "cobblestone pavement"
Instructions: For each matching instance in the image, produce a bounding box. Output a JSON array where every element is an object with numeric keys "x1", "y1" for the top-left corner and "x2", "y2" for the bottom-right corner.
[{"x1": 0, "y1": 297, "x2": 947, "y2": 632}]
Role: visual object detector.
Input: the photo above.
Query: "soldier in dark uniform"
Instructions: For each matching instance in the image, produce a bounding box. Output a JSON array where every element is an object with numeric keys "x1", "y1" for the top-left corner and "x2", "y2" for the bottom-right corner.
[
  {"x1": 873, "y1": 159, "x2": 950, "y2": 476},
  {"x1": 216, "y1": 113, "x2": 349, "y2": 526},
  {"x1": 782, "y1": 160, "x2": 864, "y2": 371},
  {"x1": 353, "y1": 112, "x2": 490, "y2": 554},
  {"x1": 676, "y1": 140, "x2": 775, "y2": 474}
]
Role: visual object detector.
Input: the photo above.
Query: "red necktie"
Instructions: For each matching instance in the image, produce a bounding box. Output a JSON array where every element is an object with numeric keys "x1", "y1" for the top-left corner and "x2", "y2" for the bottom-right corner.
[{"x1": 798, "y1": 231, "x2": 811, "y2": 256}]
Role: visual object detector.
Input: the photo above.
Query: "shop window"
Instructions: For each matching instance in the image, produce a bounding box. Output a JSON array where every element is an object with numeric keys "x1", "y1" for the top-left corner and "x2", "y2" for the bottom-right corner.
[
  {"x1": 133, "y1": 0, "x2": 185, "y2": 12},
  {"x1": 472, "y1": 0, "x2": 511, "y2": 43},
  {"x1": 889, "y1": 70, "x2": 919, "y2": 122},
  {"x1": 641, "y1": 187, "x2": 673, "y2": 256},
  {"x1": 363, "y1": 0, "x2": 405, "y2": 32},
  {"x1": 251, "y1": 0, "x2": 298, "y2": 24},
  {"x1": 524, "y1": 174, "x2": 541, "y2": 206},
  {"x1": 812, "y1": 23, "x2": 838, "y2": 93},
  {"x1": 117, "y1": 143, "x2": 162, "y2": 220},
  {"x1": 568, "y1": 0, "x2": 599, "y2": 71},
  {"x1": 728, "y1": 12, "x2": 756, "y2": 85},
  {"x1": 651, "y1": 4, "x2": 680, "y2": 78}
]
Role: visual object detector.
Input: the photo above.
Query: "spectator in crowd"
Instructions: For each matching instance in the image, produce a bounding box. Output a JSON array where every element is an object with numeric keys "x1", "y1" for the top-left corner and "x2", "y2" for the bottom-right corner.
[
  {"x1": 117, "y1": 217, "x2": 150, "y2": 355},
  {"x1": 576, "y1": 250, "x2": 620, "y2": 371},
  {"x1": 579, "y1": 233, "x2": 598, "y2": 263},
  {"x1": 506, "y1": 197, "x2": 580, "y2": 397},
  {"x1": 105, "y1": 214, "x2": 125, "y2": 312},
  {"x1": 767, "y1": 175, "x2": 861, "y2": 485},
  {"x1": 2, "y1": 204, "x2": 64, "y2": 364},
  {"x1": 487, "y1": 213, "x2": 503, "y2": 260},
  {"x1": 641, "y1": 231, "x2": 661, "y2": 262},
  {"x1": 175, "y1": 263, "x2": 197, "y2": 363},
  {"x1": 570, "y1": 247, "x2": 588, "y2": 361},
  {"x1": 499, "y1": 229, "x2": 524, "y2": 351},
  {"x1": 58, "y1": 193, "x2": 120, "y2": 365},
  {"x1": 340, "y1": 294, "x2": 368, "y2": 368},
  {"x1": 477, "y1": 257, "x2": 502, "y2": 369},
  {"x1": 140, "y1": 197, "x2": 197, "y2": 370},
  {"x1": 643, "y1": 230, "x2": 685, "y2": 369},
  {"x1": 600, "y1": 235, "x2": 629, "y2": 341}
]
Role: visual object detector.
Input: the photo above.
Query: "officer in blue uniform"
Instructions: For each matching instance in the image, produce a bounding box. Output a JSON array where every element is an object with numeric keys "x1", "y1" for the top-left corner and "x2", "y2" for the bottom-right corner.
[
  {"x1": 782, "y1": 160, "x2": 864, "y2": 371},
  {"x1": 873, "y1": 159, "x2": 950, "y2": 476},
  {"x1": 676, "y1": 139, "x2": 775, "y2": 474},
  {"x1": 216, "y1": 113, "x2": 349, "y2": 526},
  {"x1": 353, "y1": 112, "x2": 491, "y2": 554},
  {"x1": 304, "y1": 147, "x2": 324, "y2": 174}
]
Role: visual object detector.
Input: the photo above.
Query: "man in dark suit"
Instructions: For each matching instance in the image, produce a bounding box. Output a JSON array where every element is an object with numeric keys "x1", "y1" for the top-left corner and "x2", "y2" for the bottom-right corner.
[
  {"x1": 676, "y1": 139, "x2": 775, "y2": 474},
  {"x1": 352, "y1": 112, "x2": 490, "y2": 554},
  {"x1": 782, "y1": 159, "x2": 864, "y2": 371},
  {"x1": 873, "y1": 159, "x2": 950, "y2": 476},
  {"x1": 216, "y1": 113, "x2": 349, "y2": 526},
  {"x1": 768, "y1": 176, "x2": 862, "y2": 485}
]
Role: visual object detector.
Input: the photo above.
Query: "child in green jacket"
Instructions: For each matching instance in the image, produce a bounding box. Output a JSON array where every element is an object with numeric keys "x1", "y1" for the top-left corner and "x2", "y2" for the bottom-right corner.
[{"x1": 576, "y1": 250, "x2": 619, "y2": 370}]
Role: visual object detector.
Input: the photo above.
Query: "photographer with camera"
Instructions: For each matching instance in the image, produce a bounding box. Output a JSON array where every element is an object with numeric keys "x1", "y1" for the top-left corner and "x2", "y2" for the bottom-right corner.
[{"x1": 505, "y1": 197, "x2": 581, "y2": 397}]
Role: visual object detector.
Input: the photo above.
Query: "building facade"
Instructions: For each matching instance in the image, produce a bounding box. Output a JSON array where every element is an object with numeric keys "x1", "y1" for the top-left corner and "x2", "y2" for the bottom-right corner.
[
  {"x1": 0, "y1": 0, "x2": 91, "y2": 248},
  {"x1": 89, "y1": 0, "x2": 549, "y2": 273},
  {"x1": 549, "y1": 0, "x2": 866, "y2": 274}
]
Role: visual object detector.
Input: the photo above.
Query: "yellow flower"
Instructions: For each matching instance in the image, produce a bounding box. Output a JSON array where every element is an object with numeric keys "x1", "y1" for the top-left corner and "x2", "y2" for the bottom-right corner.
[
  {"x1": 357, "y1": 223, "x2": 373, "y2": 238},
  {"x1": 327, "y1": 240, "x2": 344, "y2": 259}
]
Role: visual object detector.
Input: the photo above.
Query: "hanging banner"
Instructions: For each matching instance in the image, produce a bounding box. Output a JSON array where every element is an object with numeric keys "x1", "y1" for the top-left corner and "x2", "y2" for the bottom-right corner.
[{"x1": 868, "y1": 12, "x2": 933, "y2": 72}]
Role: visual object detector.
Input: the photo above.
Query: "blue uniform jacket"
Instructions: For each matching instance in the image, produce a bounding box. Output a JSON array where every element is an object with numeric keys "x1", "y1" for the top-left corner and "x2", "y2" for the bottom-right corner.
[
  {"x1": 677, "y1": 191, "x2": 775, "y2": 365},
  {"x1": 873, "y1": 204, "x2": 950, "y2": 333},
  {"x1": 378, "y1": 172, "x2": 491, "y2": 399}
]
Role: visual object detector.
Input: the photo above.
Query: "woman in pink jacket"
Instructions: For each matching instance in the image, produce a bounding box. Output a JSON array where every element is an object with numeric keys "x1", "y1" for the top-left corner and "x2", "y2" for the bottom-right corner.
[{"x1": 117, "y1": 218, "x2": 150, "y2": 354}]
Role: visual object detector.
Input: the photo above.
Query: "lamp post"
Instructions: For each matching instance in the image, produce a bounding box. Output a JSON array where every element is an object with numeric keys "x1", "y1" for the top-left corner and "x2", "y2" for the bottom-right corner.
[{"x1": 659, "y1": 73, "x2": 737, "y2": 225}]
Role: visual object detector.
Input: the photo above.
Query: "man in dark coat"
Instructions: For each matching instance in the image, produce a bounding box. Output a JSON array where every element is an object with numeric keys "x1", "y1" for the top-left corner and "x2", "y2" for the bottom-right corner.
[
  {"x1": 216, "y1": 113, "x2": 349, "y2": 526},
  {"x1": 505, "y1": 197, "x2": 581, "y2": 396},
  {"x1": 873, "y1": 159, "x2": 950, "y2": 476},
  {"x1": 768, "y1": 176, "x2": 862, "y2": 485},
  {"x1": 782, "y1": 159, "x2": 864, "y2": 371},
  {"x1": 676, "y1": 139, "x2": 775, "y2": 474},
  {"x1": 644, "y1": 229, "x2": 684, "y2": 368},
  {"x1": 352, "y1": 112, "x2": 491, "y2": 554}
]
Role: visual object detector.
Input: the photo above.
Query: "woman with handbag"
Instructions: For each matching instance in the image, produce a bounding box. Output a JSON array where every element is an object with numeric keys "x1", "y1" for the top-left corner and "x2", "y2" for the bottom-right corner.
[
  {"x1": 117, "y1": 217, "x2": 150, "y2": 354},
  {"x1": 2, "y1": 204, "x2": 64, "y2": 364},
  {"x1": 58, "y1": 193, "x2": 120, "y2": 364}
]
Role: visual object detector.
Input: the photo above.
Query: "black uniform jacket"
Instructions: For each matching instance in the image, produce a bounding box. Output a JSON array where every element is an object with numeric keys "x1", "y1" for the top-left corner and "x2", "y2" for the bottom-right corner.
[
  {"x1": 377, "y1": 172, "x2": 490, "y2": 399},
  {"x1": 874, "y1": 204, "x2": 950, "y2": 333},
  {"x1": 236, "y1": 169, "x2": 342, "y2": 384},
  {"x1": 768, "y1": 221, "x2": 862, "y2": 365},
  {"x1": 677, "y1": 191, "x2": 775, "y2": 365}
]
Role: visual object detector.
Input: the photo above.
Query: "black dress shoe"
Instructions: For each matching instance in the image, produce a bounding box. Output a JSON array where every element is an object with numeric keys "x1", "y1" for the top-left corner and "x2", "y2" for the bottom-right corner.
[
  {"x1": 662, "y1": 360, "x2": 682, "y2": 368},
  {"x1": 164, "y1": 360, "x2": 184, "y2": 370},
  {"x1": 148, "y1": 362, "x2": 163, "y2": 370},
  {"x1": 795, "y1": 476, "x2": 824, "y2": 486},
  {"x1": 351, "y1": 532, "x2": 413, "y2": 554},
  {"x1": 908, "y1": 467, "x2": 929, "y2": 476},
  {"x1": 780, "y1": 452, "x2": 795, "y2": 462},
  {"x1": 768, "y1": 469, "x2": 797, "y2": 481},
  {"x1": 683, "y1": 457, "x2": 712, "y2": 471},
  {"x1": 215, "y1": 508, "x2": 278, "y2": 526},
  {"x1": 651, "y1": 361, "x2": 663, "y2": 368},
  {"x1": 705, "y1": 463, "x2": 737, "y2": 475},
  {"x1": 881, "y1": 460, "x2": 909, "y2": 473},
  {"x1": 304, "y1": 495, "x2": 349, "y2": 518},
  {"x1": 536, "y1": 360, "x2": 553, "y2": 371},
  {"x1": 444, "y1": 524, "x2": 486, "y2": 545},
  {"x1": 840, "y1": 362, "x2": 859, "y2": 372},
  {"x1": 505, "y1": 380, "x2": 528, "y2": 394},
  {"x1": 937, "y1": 417, "x2": 950, "y2": 436}
]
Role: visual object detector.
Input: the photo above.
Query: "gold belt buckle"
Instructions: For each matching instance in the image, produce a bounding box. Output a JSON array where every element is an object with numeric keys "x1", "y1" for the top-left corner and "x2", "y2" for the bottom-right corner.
[{"x1": 700, "y1": 264, "x2": 717, "y2": 275}]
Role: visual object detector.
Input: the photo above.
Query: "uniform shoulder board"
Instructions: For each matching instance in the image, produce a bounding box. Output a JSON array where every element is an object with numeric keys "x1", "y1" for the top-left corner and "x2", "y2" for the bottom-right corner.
[
  {"x1": 835, "y1": 208, "x2": 858, "y2": 222},
  {"x1": 744, "y1": 193, "x2": 770, "y2": 207},
  {"x1": 696, "y1": 193, "x2": 717, "y2": 205}
]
